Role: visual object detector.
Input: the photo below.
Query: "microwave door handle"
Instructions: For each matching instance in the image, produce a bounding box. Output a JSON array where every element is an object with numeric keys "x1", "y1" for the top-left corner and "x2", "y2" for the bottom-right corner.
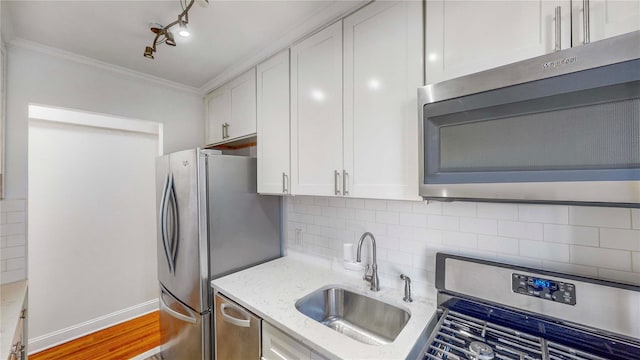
[
  {"x1": 555, "y1": 6, "x2": 562, "y2": 51},
  {"x1": 160, "y1": 174, "x2": 173, "y2": 273},
  {"x1": 220, "y1": 303, "x2": 251, "y2": 328},
  {"x1": 160, "y1": 291, "x2": 197, "y2": 324}
]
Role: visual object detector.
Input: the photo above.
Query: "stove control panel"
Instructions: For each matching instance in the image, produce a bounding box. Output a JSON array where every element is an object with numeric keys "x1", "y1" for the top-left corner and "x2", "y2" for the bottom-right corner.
[{"x1": 512, "y1": 273, "x2": 576, "y2": 305}]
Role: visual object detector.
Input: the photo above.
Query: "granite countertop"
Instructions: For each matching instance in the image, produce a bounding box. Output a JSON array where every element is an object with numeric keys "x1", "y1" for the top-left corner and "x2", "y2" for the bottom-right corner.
[
  {"x1": 211, "y1": 253, "x2": 436, "y2": 360},
  {"x1": 1, "y1": 280, "x2": 28, "y2": 360}
]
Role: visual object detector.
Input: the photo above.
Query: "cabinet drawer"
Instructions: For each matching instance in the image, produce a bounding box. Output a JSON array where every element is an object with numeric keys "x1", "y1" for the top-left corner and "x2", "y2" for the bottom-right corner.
[{"x1": 262, "y1": 322, "x2": 310, "y2": 360}]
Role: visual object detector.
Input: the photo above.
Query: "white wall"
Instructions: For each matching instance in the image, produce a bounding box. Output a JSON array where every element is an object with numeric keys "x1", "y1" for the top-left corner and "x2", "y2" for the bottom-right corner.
[
  {"x1": 286, "y1": 197, "x2": 640, "y2": 299},
  {"x1": 5, "y1": 44, "x2": 204, "y2": 199},
  {"x1": 28, "y1": 109, "x2": 160, "y2": 352}
]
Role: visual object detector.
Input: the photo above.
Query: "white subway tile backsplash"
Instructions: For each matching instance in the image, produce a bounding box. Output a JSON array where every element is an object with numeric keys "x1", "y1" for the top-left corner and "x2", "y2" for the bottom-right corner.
[
  {"x1": 1, "y1": 246, "x2": 26, "y2": 260},
  {"x1": 600, "y1": 228, "x2": 640, "y2": 251},
  {"x1": 365, "y1": 199, "x2": 387, "y2": 210},
  {"x1": 6, "y1": 258, "x2": 25, "y2": 271},
  {"x1": 1, "y1": 269, "x2": 27, "y2": 284},
  {"x1": 442, "y1": 231, "x2": 477, "y2": 248},
  {"x1": 328, "y1": 197, "x2": 346, "y2": 208},
  {"x1": 569, "y1": 206, "x2": 631, "y2": 229},
  {"x1": 460, "y1": 217, "x2": 497, "y2": 235},
  {"x1": 519, "y1": 204, "x2": 568, "y2": 224},
  {"x1": 597, "y1": 268, "x2": 640, "y2": 286},
  {"x1": 498, "y1": 221, "x2": 543, "y2": 241},
  {"x1": 0, "y1": 260, "x2": 5, "y2": 272},
  {"x1": 633, "y1": 209, "x2": 640, "y2": 230},
  {"x1": 571, "y1": 245, "x2": 632, "y2": 271},
  {"x1": 7, "y1": 235, "x2": 26, "y2": 247},
  {"x1": 413, "y1": 201, "x2": 442, "y2": 215},
  {"x1": 399, "y1": 213, "x2": 428, "y2": 227},
  {"x1": 519, "y1": 240, "x2": 569, "y2": 262},
  {"x1": 376, "y1": 211, "x2": 399, "y2": 225},
  {"x1": 387, "y1": 200, "x2": 414, "y2": 213},
  {"x1": 477, "y1": 235, "x2": 519, "y2": 255},
  {"x1": 541, "y1": 260, "x2": 598, "y2": 277},
  {"x1": 345, "y1": 198, "x2": 365, "y2": 209},
  {"x1": 543, "y1": 224, "x2": 599, "y2": 246},
  {"x1": 0, "y1": 223, "x2": 26, "y2": 236},
  {"x1": 355, "y1": 209, "x2": 375, "y2": 222},
  {"x1": 313, "y1": 197, "x2": 329, "y2": 206},
  {"x1": 0, "y1": 213, "x2": 6, "y2": 225},
  {"x1": 285, "y1": 197, "x2": 640, "y2": 291},
  {"x1": 1, "y1": 200, "x2": 26, "y2": 212},
  {"x1": 427, "y1": 215, "x2": 459, "y2": 231},
  {"x1": 442, "y1": 202, "x2": 477, "y2": 217},
  {"x1": 477, "y1": 203, "x2": 519, "y2": 220}
]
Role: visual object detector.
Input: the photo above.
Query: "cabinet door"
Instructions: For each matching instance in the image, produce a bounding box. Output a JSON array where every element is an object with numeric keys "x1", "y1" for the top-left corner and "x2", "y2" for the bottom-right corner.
[
  {"x1": 426, "y1": 0, "x2": 571, "y2": 84},
  {"x1": 262, "y1": 322, "x2": 311, "y2": 360},
  {"x1": 290, "y1": 21, "x2": 343, "y2": 196},
  {"x1": 228, "y1": 68, "x2": 257, "y2": 140},
  {"x1": 572, "y1": 0, "x2": 640, "y2": 46},
  {"x1": 206, "y1": 86, "x2": 230, "y2": 145},
  {"x1": 257, "y1": 50, "x2": 291, "y2": 195},
  {"x1": 343, "y1": 1, "x2": 422, "y2": 200}
]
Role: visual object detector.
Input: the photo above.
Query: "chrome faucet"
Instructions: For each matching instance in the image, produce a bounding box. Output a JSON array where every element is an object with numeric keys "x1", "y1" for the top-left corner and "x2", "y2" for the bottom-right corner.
[{"x1": 356, "y1": 232, "x2": 380, "y2": 291}]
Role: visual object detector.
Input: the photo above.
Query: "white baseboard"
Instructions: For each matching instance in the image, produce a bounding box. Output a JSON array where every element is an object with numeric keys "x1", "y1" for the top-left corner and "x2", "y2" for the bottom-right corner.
[{"x1": 28, "y1": 298, "x2": 159, "y2": 355}]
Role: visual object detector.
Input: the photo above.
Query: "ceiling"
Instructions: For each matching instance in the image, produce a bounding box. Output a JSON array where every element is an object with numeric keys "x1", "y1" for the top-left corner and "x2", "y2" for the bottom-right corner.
[{"x1": 3, "y1": 1, "x2": 363, "y2": 90}]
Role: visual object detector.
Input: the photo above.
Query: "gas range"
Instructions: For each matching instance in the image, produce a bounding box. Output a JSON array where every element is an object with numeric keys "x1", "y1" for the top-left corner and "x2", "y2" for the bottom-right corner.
[{"x1": 417, "y1": 254, "x2": 640, "y2": 360}]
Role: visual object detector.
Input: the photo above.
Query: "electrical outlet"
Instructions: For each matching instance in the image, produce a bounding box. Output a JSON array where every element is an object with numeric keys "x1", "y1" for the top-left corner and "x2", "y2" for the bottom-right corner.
[{"x1": 294, "y1": 228, "x2": 303, "y2": 246}]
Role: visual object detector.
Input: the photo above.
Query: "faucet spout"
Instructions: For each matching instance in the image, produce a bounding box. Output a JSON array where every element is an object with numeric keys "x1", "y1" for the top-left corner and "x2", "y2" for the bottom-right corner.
[{"x1": 356, "y1": 232, "x2": 380, "y2": 291}]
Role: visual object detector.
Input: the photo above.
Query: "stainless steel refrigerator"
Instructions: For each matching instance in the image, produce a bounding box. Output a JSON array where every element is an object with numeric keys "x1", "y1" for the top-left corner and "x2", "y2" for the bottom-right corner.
[{"x1": 156, "y1": 148, "x2": 281, "y2": 360}]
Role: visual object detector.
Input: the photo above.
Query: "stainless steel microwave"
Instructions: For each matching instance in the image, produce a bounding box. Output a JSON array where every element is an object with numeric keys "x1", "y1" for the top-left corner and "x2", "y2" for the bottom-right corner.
[{"x1": 418, "y1": 31, "x2": 640, "y2": 206}]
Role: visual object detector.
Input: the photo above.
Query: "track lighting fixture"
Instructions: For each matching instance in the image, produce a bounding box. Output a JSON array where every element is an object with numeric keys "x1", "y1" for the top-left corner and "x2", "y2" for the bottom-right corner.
[{"x1": 143, "y1": 0, "x2": 208, "y2": 59}]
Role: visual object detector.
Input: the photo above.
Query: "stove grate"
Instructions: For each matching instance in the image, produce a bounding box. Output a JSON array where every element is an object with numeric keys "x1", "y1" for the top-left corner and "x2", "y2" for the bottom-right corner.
[{"x1": 424, "y1": 310, "x2": 610, "y2": 360}]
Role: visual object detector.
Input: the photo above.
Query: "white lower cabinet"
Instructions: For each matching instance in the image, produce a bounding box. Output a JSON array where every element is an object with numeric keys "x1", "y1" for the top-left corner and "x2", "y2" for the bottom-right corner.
[{"x1": 262, "y1": 322, "x2": 328, "y2": 360}]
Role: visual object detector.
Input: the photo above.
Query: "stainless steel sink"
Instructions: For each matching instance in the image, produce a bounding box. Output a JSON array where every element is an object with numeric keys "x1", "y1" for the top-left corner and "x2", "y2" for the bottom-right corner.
[{"x1": 295, "y1": 287, "x2": 410, "y2": 345}]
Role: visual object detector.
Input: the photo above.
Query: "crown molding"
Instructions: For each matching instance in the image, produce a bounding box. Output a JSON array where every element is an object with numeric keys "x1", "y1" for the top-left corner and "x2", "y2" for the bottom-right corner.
[
  {"x1": 9, "y1": 38, "x2": 202, "y2": 95},
  {"x1": 199, "y1": 0, "x2": 370, "y2": 94}
]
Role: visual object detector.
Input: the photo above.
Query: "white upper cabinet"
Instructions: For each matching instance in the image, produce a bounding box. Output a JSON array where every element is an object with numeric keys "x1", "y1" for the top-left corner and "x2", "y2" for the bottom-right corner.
[
  {"x1": 426, "y1": 0, "x2": 571, "y2": 84},
  {"x1": 257, "y1": 50, "x2": 291, "y2": 195},
  {"x1": 343, "y1": 0, "x2": 422, "y2": 200},
  {"x1": 228, "y1": 68, "x2": 257, "y2": 140},
  {"x1": 290, "y1": 21, "x2": 343, "y2": 196},
  {"x1": 205, "y1": 69, "x2": 257, "y2": 145},
  {"x1": 205, "y1": 86, "x2": 230, "y2": 145},
  {"x1": 572, "y1": 0, "x2": 640, "y2": 46}
]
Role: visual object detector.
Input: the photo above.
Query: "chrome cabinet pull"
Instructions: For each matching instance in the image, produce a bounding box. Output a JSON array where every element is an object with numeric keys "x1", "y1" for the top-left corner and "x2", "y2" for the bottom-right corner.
[
  {"x1": 343, "y1": 170, "x2": 349, "y2": 196},
  {"x1": 334, "y1": 170, "x2": 341, "y2": 195},
  {"x1": 583, "y1": 0, "x2": 590, "y2": 44},
  {"x1": 221, "y1": 124, "x2": 226, "y2": 139},
  {"x1": 282, "y1": 172, "x2": 289, "y2": 194},
  {"x1": 554, "y1": 6, "x2": 562, "y2": 51}
]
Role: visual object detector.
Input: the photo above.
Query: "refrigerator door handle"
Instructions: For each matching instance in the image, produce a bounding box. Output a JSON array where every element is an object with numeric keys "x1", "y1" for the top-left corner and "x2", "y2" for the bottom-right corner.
[
  {"x1": 167, "y1": 174, "x2": 180, "y2": 273},
  {"x1": 220, "y1": 303, "x2": 251, "y2": 328},
  {"x1": 160, "y1": 174, "x2": 173, "y2": 273},
  {"x1": 160, "y1": 290, "x2": 198, "y2": 324}
]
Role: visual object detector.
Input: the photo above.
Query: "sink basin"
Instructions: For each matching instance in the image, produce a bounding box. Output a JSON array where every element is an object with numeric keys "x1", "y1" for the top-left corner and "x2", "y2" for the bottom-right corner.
[{"x1": 295, "y1": 287, "x2": 410, "y2": 345}]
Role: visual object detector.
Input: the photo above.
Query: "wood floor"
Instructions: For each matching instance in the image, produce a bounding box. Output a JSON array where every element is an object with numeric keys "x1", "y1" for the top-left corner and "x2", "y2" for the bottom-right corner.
[{"x1": 30, "y1": 311, "x2": 160, "y2": 360}]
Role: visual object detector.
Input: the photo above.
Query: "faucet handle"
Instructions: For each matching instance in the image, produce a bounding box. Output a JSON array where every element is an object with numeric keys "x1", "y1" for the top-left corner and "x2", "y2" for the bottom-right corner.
[{"x1": 363, "y1": 264, "x2": 370, "y2": 280}]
